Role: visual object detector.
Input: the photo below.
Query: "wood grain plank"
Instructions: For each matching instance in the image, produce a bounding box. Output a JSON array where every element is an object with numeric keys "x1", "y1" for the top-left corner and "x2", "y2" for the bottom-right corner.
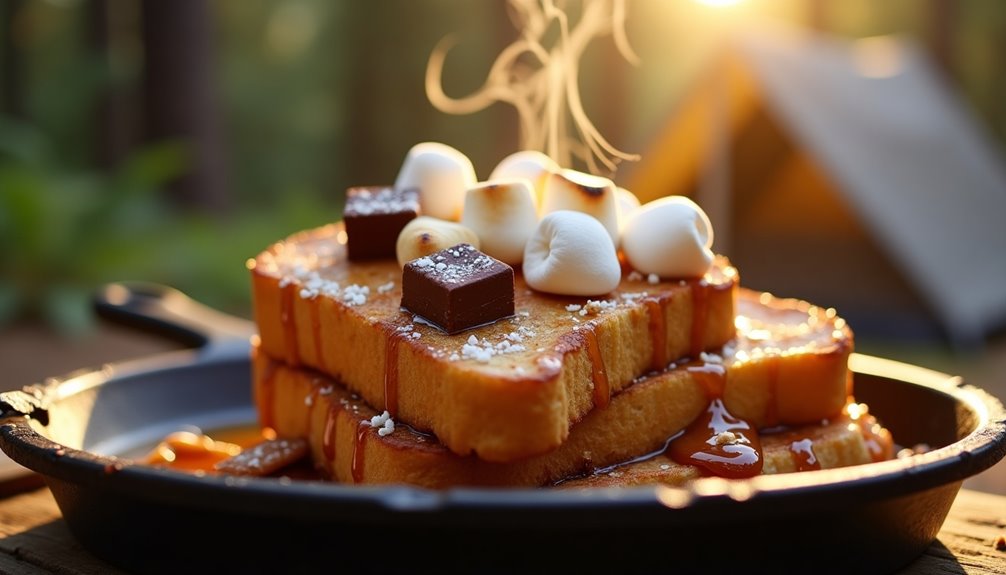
[
  {"x1": 0, "y1": 489, "x2": 126, "y2": 575},
  {"x1": 0, "y1": 553, "x2": 55, "y2": 575},
  {"x1": 897, "y1": 489, "x2": 1006, "y2": 574}
]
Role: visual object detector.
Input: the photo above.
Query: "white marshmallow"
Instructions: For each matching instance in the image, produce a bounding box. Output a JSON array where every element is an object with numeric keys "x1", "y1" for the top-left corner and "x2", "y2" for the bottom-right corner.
[
  {"x1": 540, "y1": 169, "x2": 620, "y2": 245},
  {"x1": 489, "y1": 150, "x2": 559, "y2": 207},
  {"x1": 394, "y1": 142, "x2": 477, "y2": 221},
  {"x1": 461, "y1": 178, "x2": 539, "y2": 265},
  {"x1": 396, "y1": 216, "x2": 480, "y2": 268},
  {"x1": 523, "y1": 211, "x2": 621, "y2": 296},
  {"x1": 615, "y1": 187, "x2": 641, "y2": 233},
  {"x1": 620, "y1": 196, "x2": 714, "y2": 279}
]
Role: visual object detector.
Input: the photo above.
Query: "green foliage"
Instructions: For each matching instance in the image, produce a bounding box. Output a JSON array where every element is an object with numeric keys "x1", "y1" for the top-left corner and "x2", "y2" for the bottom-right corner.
[
  {"x1": 0, "y1": 115, "x2": 188, "y2": 334},
  {"x1": 215, "y1": 0, "x2": 348, "y2": 206},
  {"x1": 135, "y1": 193, "x2": 338, "y2": 320},
  {"x1": 0, "y1": 114, "x2": 338, "y2": 333}
]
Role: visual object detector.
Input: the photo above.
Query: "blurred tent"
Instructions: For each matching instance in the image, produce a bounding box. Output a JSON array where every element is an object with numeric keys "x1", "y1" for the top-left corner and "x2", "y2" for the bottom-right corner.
[{"x1": 625, "y1": 23, "x2": 1006, "y2": 348}]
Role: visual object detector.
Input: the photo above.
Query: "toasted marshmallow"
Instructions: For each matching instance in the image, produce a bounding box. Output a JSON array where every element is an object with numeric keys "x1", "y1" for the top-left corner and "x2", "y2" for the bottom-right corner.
[
  {"x1": 540, "y1": 169, "x2": 619, "y2": 245},
  {"x1": 615, "y1": 187, "x2": 641, "y2": 233},
  {"x1": 523, "y1": 210, "x2": 621, "y2": 296},
  {"x1": 489, "y1": 150, "x2": 559, "y2": 207},
  {"x1": 394, "y1": 142, "x2": 477, "y2": 221},
  {"x1": 461, "y1": 178, "x2": 539, "y2": 265},
  {"x1": 620, "y1": 196, "x2": 714, "y2": 279},
  {"x1": 396, "y1": 216, "x2": 480, "y2": 268}
]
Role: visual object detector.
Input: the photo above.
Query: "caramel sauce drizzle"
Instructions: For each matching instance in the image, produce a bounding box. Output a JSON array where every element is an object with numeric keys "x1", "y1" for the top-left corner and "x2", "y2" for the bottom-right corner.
[
  {"x1": 280, "y1": 282, "x2": 301, "y2": 367},
  {"x1": 584, "y1": 325, "x2": 610, "y2": 409},
  {"x1": 351, "y1": 421, "x2": 369, "y2": 483},
  {"x1": 322, "y1": 402, "x2": 341, "y2": 477},
  {"x1": 645, "y1": 298, "x2": 668, "y2": 371},
  {"x1": 304, "y1": 386, "x2": 322, "y2": 438},
  {"x1": 667, "y1": 362, "x2": 764, "y2": 478},
  {"x1": 315, "y1": 378, "x2": 393, "y2": 484},
  {"x1": 384, "y1": 330, "x2": 402, "y2": 418},
  {"x1": 144, "y1": 431, "x2": 241, "y2": 473},
  {"x1": 309, "y1": 298, "x2": 325, "y2": 371},
  {"x1": 686, "y1": 362, "x2": 727, "y2": 399},
  {"x1": 257, "y1": 360, "x2": 279, "y2": 431},
  {"x1": 667, "y1": 398, "x2": 764, "y2": 478},
  {"x1": 688, "y1": 281, "x2": 709, "y2": 359},
  {"x1": 787, "y1": 437, "x2": 821, "y2": 471}
]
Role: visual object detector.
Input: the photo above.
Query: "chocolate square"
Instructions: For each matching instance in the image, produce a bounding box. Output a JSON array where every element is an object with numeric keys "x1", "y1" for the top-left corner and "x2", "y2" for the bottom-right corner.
[
  {"x1": 401, "y1": 244, "x2": 515, "y2": 334},
  {"x1": 344, "y1": 186, "x2": 420, "y2": 261}
]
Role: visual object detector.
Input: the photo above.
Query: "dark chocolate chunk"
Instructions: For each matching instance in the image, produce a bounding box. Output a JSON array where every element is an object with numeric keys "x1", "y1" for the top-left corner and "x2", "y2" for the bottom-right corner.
[
  {"x1": 401, "y1": 243, "x2": 515, "y2": 334},
  {"x1": 344, "y1": 186, "x2": 420, "y2": 261}
]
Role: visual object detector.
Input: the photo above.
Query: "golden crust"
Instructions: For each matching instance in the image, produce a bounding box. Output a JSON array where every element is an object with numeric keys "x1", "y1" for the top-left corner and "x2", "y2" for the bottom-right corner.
[
  {"x1": 250, "y1": 223, "x2": 739, "y2": 462},
  {"x1": 253, "y1": 291, "x2": 854, "y2": 487}
]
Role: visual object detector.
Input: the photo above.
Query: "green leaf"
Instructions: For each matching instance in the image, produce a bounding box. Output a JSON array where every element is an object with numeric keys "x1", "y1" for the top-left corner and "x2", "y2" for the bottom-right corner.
[
  {"x1": 114, "y1": 141, "x2": 190, "y2": 194},
  {"x1": 0, "y1": 166, "x2": 48, "y2": 267},
  {"x1": 0, "y1": 116, "x2": 49, "y2": 164},
  {"x1": 41, "y1": 284, "x2": 95, "y2": 337}
]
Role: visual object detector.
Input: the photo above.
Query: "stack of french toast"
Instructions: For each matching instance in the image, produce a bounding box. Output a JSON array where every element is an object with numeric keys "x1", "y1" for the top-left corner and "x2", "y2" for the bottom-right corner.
[{"x1": 247, "y1": 142, "x2": 894, "y2": 488}]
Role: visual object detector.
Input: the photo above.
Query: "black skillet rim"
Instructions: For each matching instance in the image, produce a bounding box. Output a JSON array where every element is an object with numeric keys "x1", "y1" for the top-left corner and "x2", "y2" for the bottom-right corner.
[{"x1": 1, "y1": 341, "x2": 1004, "y2": 531}]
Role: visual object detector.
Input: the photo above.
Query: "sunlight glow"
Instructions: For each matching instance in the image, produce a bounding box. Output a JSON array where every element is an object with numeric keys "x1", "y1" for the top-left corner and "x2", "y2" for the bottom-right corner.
[
  {"x1": 852, "y1": 36, "x2": 904, "y2": 79},
  {"x1": 693, "y1": 0, "x2": 745, "y2": 7}
]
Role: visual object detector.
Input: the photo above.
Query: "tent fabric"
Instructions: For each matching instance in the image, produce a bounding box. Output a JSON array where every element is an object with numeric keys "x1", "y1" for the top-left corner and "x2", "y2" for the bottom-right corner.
[{"x1": 734, "y1": 24, "x2": 1006, "y2": 344}]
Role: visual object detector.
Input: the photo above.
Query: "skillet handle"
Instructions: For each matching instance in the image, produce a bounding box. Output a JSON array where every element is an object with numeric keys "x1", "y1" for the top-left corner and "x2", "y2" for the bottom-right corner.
[
  {"x1": 93, "y1": 282, "x2": 255, "y2": 349},
  {"x1": 0, "y1": 389, "x2": 48, "y2": 425}
]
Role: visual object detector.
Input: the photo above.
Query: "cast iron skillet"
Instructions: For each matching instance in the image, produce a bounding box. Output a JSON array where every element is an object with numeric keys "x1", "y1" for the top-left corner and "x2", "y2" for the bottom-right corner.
[{"x1": 1, "y1": 284, "x2": 1004, "y2": 575}]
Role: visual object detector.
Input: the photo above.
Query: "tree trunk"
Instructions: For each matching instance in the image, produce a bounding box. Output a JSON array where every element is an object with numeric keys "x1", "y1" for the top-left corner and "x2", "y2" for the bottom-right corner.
[
  {"x1": 1, "y1": 0, "x2": 25, "y2": 119},
  {"x1": 90, "y1": 0, "x2": 140, "y2": 170},
  {"x1": 141, "y1": 0, "x2": 230, "y2": 213}
]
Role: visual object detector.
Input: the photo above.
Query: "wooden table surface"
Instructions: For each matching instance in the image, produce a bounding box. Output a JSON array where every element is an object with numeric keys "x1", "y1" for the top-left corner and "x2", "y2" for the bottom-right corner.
[{"x1": 0, "y1": 483, "x2": 1003, "y2": 574}]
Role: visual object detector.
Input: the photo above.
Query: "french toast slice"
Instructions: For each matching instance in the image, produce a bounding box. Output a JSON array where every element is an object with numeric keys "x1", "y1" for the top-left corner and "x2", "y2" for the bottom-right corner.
[
  {"x1": 253, "y1": 290, "x2": 853, "y2": 487},
  {"x1": 250, "y1": 223, "x2": 738, "y2": 462},
  {"x1": 555, "y1": 405, "x2": 894, "y2": 488},
  {"x1": 270, "y1": 397, "x2": 887, "y2": 490}
]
